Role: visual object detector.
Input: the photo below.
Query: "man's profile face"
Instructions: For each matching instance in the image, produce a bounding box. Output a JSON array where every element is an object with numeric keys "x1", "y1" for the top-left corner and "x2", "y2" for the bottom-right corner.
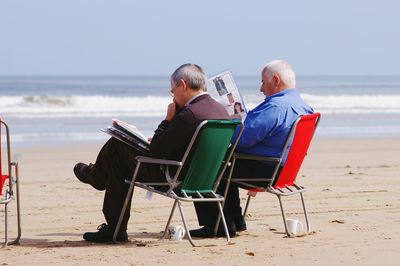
[
  {"x1": 170, "y1": 80, "x2": 186, "y2": 107},
  {"x1": 260, "y1": 69, "x2": 274, "y2": 96}
]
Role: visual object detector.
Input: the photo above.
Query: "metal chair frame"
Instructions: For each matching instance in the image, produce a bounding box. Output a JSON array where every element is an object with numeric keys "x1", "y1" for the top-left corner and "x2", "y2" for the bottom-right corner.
[
  {"x1": 0, "y1": 119, "x2": 21, "y2": 247},
  {"x1": 113, "y1": 120, "x2": 243, "y2": 246},
  {"x1": 223, "y1": 113, "x2": 320, "y2": 237}
]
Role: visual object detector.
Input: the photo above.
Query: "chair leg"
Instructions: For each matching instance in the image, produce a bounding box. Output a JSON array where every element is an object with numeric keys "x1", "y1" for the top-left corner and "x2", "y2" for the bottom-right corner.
[
  {"x1": 217, "y1": 201, "x2": 231, "y2": 243},
  {"x1": 176, "y1": 201, "x2": 195, "y2": 247},
  {"x1": 300, "y1": 192, "x2": 311, "y2": 233},
  {"x1": 9, "y1": 163, "x2": 21, "y2": 245},
  {"x1": 242, "y1": 195, "x2": 252, "y2": 220},
  {"x1": 113, "y1": 182, "x2": 135, "y2": 242},
  {"x1": 160, "y1": 200, "x2": 178, "y2": 240},
  {"x1": 3, "y1": 203, "x2": 9, "y2": 247},
  {"x1": 277, "y1": 193, "x2": 311, "y2": 237},
  {"x1": 214, "y1": 157, "x2": 237, "y2": 236},
  {"x1": 277, "y1": 195, "x2": 291, "y2": 237}
]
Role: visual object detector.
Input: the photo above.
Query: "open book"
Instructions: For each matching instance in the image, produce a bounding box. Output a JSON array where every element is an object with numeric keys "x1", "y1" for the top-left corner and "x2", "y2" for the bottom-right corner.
[
  {"x1": 208, "y1": 71, "x2": 247, "y2": 121},
  {"x1": 101, "y1": 119, "x2": 150, "y2": 154}
]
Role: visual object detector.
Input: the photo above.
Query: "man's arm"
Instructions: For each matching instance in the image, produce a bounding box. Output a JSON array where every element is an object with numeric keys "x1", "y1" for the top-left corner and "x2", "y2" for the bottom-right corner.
[
  {"x1": 149, "y1": 108, "x2": 196, "y2": 158},
  {"x1": 236, "y1": 105, "x2": 280, "y2": 148}
]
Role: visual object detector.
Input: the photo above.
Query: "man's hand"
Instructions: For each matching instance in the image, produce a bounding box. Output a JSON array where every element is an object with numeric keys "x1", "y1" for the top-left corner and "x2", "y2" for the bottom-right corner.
[{"x1": 165, "y1": 102, "x2": 178, "y2": 121}]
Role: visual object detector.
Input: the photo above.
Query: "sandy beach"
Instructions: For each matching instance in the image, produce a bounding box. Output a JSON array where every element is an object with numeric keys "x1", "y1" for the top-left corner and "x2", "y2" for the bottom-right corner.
[{"x1": 1, "y1": 137, "x2": 400, "y2": 265}]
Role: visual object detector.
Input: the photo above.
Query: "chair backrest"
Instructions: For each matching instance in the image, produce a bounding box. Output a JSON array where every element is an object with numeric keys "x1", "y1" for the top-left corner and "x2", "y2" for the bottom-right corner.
[
  {"x1": 180, "y1": 120, "x2": 242, "y2": 194},
  {"x1": 0, "y1": 117, "x2": 2, "y2": 175},
  {"x1": 0, "y1": 119, "x2": 12, "y2": 196},
  {"x1": 0, "y1": 118, "x2": 4, "y2": 195},
  {"x1": 272, "y1": 113, "x2": 320, "y2": 189}
]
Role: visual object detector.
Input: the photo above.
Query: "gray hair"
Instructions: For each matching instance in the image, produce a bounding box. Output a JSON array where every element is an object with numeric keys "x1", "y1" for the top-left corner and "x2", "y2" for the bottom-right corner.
[
  {"x1": 264, "y1": 60, "x2": 296, "y2": 88},
  {"x1": 170, "y1": 63, "x2": 207, "y2": 91}
]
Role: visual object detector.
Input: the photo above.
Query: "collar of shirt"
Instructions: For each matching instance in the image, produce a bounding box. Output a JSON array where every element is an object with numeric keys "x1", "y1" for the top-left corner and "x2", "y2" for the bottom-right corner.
[
  {"x1": 185, "y1": 91, "x2": 208, "y2": 106},
  {"x1": 264, "y1": 88, "x2": 296, "y2": 101}
]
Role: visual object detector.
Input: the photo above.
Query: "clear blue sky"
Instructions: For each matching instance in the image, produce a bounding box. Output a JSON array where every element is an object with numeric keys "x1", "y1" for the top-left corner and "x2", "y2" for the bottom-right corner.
[{"x1": 1, "y1": 0, "x2": 399, "y2": 76}]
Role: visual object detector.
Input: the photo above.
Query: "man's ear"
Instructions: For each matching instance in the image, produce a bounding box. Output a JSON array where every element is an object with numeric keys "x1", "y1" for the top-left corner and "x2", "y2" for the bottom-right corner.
[
  {"x1": 179, "y1": 79, "x2": 188, "y2": 91},
  {"x1": 273, "y1": 74, "x2": 281, "y2": 87}
]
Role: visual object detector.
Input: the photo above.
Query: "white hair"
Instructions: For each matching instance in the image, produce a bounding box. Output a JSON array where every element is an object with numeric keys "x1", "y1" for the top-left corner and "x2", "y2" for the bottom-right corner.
[{"x1": 263, "y1": 60, "x2": 296, "y2": 88}]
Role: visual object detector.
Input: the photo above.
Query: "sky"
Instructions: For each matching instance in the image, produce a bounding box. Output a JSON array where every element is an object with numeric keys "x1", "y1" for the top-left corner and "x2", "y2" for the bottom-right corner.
[{"x1": 1, "y1": 0, "x2": 399, "y2": 76}]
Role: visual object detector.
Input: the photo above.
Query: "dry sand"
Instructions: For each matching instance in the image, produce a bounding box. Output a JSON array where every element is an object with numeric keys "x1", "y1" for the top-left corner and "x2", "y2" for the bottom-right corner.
[{"x1": 1, "y1": 138, "x2": 400, "y2": 265}]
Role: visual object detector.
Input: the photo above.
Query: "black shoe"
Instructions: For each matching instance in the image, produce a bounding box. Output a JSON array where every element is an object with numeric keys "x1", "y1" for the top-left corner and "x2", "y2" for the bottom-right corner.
[
  {"x1": 83, "y1": 223, "x2": 128, "y2": 243},
  {"x1": 74, "y1": 163, "x2": 105, "y2": 190},
  {"x1": 189, "y1": 226, "x2": 214, "y2": 238},
  {"x1": 74, "y1": 162, "x2": 91, "y2": 184},
  {"x1": 189, "y1": 225, "x2": 236, "y2": 238},
  {"x1": 234, "y1": 215, "x2": 247, "y2": 232}
]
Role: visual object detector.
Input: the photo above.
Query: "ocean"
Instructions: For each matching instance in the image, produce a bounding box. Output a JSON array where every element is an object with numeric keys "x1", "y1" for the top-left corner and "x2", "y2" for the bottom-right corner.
[{"x1": 1, "y1": 75, "x2": 400, "y2": 147}]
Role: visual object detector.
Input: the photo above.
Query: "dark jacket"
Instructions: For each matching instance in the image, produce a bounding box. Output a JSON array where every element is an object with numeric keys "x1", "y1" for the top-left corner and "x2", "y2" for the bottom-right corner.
[
  {"x1": 149, "y1": 94, "x2": 229, "y2": 179},
  {"x1": 150, "y1": 94, "x2": 229, "y2": 160}
]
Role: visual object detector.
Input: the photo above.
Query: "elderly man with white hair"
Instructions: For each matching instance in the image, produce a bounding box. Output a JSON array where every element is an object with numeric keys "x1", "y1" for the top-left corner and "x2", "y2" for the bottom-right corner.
[{"x1": 191, "y1": 60, "x2": 314, "y2": 238}]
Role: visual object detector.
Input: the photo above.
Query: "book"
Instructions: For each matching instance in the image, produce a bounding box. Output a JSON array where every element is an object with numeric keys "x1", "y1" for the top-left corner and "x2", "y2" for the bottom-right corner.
[
  {"x1": 208, "y1": 71, "x2": 247, "y2": 121},
  {"x1": 101, "y1": 118, "x2": 150, "y2": 154}
]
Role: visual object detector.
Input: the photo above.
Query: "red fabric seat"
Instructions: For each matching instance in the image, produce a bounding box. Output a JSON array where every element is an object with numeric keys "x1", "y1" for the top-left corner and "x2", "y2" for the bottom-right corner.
[{"x1": 0, "y1": 174, "x2": 8, "y2": 196}]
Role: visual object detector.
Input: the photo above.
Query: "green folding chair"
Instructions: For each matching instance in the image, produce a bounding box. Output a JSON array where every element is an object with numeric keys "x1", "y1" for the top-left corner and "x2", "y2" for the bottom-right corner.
[{"x1": 113, "y1": 120, "x2": 243, "y2": 246}]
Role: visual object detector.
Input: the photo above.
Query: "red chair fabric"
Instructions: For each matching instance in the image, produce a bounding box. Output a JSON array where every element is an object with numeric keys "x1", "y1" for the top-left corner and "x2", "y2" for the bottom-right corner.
[
  {"x1": 0, "y1": 175, "x2": 7, "y2": 196},
  {"x1": 273, "y1": 113, "x2": 320, "y2": 189}
]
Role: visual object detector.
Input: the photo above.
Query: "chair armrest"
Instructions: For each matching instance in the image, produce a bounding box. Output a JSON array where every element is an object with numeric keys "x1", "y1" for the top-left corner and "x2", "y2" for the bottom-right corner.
[
  {"x1": 135, "y1": 156, "x2": 183, "y2": 166},
  {"x1": 233, "y1": 153, "x2": 281, "y2": 163}
]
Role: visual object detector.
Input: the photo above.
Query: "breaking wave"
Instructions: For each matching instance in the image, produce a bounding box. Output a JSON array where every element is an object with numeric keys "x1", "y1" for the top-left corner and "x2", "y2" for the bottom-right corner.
[{"x1": 1, "y1": 93, "x2": 400, "y2": 118}]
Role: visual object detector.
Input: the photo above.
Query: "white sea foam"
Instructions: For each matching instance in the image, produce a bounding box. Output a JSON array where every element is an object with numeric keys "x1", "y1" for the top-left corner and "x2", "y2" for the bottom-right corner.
[
  {"x1": 243, "y1": 93, "x2": 400, "y2": 114},
  {"x1": 1, "y1": 94, "x2": 400, "y2": 118},
  {"x1": 0, "y1": 95, "x2": 171, "y2": 118},
  {"x1": 302, "y1": 94, "x2": 400, "y2": 114}
]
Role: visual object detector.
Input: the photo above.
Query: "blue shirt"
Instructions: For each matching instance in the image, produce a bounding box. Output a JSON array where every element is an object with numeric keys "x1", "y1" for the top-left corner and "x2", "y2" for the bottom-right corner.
[{"x1": 235, "y1": 88, "x2": 313, "y2": 164}]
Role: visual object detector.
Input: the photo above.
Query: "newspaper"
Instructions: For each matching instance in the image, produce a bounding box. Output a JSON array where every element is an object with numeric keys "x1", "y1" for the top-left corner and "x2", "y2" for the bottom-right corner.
[
  {"x1": 101, "y1": 119, "x2": 150, "y2": 154},
  {"x1": 208, "y1": 71, "x2": 247, "y2": 121}
]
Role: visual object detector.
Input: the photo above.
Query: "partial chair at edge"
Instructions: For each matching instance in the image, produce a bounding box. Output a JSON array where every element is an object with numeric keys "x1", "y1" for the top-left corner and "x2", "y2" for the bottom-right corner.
[{"x1": 0, "y1": 118, "x2": 21, "y2": 247}]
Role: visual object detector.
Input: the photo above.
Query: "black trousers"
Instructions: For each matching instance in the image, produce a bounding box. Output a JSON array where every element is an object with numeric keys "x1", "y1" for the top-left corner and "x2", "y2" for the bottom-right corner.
[
  {"x1": 87, "y1": 138, "x2": 164, "y2": 231},
  {"x1": 194, "y1": 159, "x2": 279, "y2": 227}
]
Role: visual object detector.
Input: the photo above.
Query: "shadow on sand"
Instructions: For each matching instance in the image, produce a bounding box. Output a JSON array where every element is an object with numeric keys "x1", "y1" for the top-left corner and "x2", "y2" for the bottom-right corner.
[{"x1": 12, "y1": 231, "x2": 164, "y2": 248}]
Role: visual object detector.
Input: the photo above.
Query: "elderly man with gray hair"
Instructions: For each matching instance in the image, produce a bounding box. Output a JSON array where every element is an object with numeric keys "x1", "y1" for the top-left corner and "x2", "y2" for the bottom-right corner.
[
  {"x1": 192, "y1": 60, "x2": 314, "y2": 238},
  {"x1": 74, "y1": 63, "x2": 230, "y2": 242}
]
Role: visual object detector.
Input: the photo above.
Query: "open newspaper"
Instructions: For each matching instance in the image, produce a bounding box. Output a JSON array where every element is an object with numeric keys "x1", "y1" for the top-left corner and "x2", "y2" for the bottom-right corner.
[
  {"x1": 102, "y1": 71, "x2": 244, "y2": 152},
  {"x1": 208, "y1": 71, "x2": 247, "y2": 121},
  {"x1": 101, "y1": 118, "x2": 150, "y2": 154}
]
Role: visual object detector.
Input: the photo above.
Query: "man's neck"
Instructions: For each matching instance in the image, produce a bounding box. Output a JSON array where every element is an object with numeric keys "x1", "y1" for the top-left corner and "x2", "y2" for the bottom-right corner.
[
  {"x1": 278, "y1": 84, "x2": 292, "y2": 92},
  {"x1": 185, "y1": 91, "x2": 207, "y2": 106}
]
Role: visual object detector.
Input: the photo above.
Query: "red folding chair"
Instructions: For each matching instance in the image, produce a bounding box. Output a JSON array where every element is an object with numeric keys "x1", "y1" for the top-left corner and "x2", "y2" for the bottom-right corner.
[
  {"x1": 0, "y1": 118, "x2": 21, "y2": 247},
  {"x1": 226, "y1": 112, "x2": 320, "y2": 237}
]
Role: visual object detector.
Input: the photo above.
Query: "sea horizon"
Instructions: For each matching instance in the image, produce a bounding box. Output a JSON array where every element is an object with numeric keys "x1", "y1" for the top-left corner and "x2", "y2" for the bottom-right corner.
[{"x1": 1, "y1": 74, "x2": 400, "y2": 147}]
